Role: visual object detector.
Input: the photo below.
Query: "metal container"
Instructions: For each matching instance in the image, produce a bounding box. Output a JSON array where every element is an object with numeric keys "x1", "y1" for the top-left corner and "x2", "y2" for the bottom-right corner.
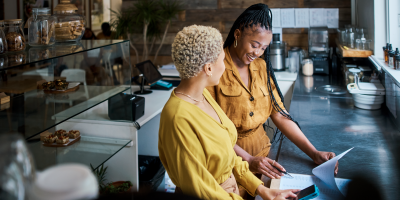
[{"x1": 270, "y1": 41, "x2": 285, "y2": 71}]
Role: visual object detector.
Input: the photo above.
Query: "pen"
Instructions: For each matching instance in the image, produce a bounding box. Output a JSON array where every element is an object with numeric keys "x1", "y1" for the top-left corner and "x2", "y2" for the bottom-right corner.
[{"x1": 272, "y1": 165, "x2": 294, "y2": 179}]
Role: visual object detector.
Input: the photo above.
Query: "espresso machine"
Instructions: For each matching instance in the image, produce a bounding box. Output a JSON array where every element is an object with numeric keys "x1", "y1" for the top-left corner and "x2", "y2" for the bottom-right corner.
[{"x1": 309, "y1": 27, "x2": 330, "y2": 75}]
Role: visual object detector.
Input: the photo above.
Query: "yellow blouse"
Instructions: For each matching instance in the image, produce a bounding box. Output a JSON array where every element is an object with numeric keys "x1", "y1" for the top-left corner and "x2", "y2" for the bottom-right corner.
[
  {"x1": 206, "y1": 48, "x2": 285, "y2": 157},
  {"x1": 158, "y1": 89, "x2": 263, "y2": 200}
]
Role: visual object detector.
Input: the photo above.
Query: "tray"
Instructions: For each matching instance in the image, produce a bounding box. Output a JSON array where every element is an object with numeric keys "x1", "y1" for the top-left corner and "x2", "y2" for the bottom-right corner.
[
  {"x1": 43, "y1": 82, "x2": 80, "y2": 94},
  {"x1": 42, "y1": 135, "x2": 81, "y2": 147}
]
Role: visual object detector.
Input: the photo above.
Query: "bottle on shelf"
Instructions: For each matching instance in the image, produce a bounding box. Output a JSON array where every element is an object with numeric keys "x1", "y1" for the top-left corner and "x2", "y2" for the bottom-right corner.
[
  {"x1": 395, "y1": 55, "x2": 400, "y2": 70},
  {"x1": 384, "y1": 43, "x2": 389, "y2": 62},
  {"x1": 389, "y1": 50, "x2": 395, "y2": 68}
]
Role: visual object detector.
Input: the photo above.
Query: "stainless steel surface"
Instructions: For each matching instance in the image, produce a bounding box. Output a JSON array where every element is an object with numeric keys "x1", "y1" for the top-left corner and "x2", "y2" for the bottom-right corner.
[
  {"x1": 269, "y1": 74, "x2": 400, "y2": 199},
  {"x1": 316, "y1": 85, "x2": 348, "y2": 95}
]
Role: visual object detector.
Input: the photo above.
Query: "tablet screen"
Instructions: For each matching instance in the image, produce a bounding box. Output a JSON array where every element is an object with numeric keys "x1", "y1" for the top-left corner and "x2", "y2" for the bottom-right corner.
[{"x1": 136, "y1": 60, "x2": 163, "y2": 84}]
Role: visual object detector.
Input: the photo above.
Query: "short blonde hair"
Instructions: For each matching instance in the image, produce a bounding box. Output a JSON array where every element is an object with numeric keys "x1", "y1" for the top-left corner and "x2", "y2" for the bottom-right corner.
[{"x1": 171, "y1": 25, "x2": 223, "y2": 79}]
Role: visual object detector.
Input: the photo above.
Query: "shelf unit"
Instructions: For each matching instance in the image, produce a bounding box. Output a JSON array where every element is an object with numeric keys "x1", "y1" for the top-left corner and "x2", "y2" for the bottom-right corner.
[
  {"x1": 0, "y1": 40, "x2": 134, "y2": 172},
  {"x1": 336, "y1": 39, "x2": 373, "y2": 58}
]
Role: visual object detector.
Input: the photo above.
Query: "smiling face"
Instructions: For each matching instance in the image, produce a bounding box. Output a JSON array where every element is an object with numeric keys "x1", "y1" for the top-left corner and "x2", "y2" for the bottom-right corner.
[{"x1": 231, "y1": 24, "x2": 272, "y2": 66}]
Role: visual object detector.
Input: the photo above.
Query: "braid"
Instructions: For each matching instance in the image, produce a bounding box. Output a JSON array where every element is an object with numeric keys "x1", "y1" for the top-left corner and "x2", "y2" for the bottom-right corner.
[{"x1": 224, "y1": 3, "x2": 301, "y2": 136}]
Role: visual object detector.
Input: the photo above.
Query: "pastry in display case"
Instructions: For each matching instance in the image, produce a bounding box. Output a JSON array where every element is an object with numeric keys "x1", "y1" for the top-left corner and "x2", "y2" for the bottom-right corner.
[
  {"x1": 53, "y1": 0, "x2": 85, "y2": 42},
  {"x1": 56, "y1": 135, "x2": 69, "y2": 144},
  {"x1": 54, "y1": 79, "x2": 69, "y2": 90},
  {"x1": 43, "y1": 135, "x2": 58, "y2": 144},
  {"x1": 40, "y1": 131, "x2": 53, "y2": 141},
  {"x1": 68, "y1": 130, "x2": 80, "y2": 139},
  {"x1": 55, "y1": 129, "x2": 67, "y2": 138}
]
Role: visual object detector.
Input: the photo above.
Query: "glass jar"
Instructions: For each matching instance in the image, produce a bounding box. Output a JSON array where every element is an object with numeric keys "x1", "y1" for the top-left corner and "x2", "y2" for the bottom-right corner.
[
  {"x1": 53, "y1": 0, "x2": 86, "y2": 42},
  {"x1": 0, "y1": 20, "x2": 7, "y2": 54},
  {"x1": 346, "y1": 68, "x2": 361, "y2": 84},
  {"x1": 302, "y1": 59, "x2": 313, "y2": 76},
  {"x1": 27, "y1": 8, "x2": 56, "y2": 46},
  {"x1": 3, "y1": 19, "x2": 26, "y2": 52},
  {"x1": 346, "y1": 27, "x2": 355, "y2": 49}
]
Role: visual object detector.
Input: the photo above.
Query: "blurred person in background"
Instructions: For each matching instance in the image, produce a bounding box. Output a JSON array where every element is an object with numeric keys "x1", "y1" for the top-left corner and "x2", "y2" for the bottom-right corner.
[{"x1": 82, "y1": 28, "x2": 97, "y2": 40}]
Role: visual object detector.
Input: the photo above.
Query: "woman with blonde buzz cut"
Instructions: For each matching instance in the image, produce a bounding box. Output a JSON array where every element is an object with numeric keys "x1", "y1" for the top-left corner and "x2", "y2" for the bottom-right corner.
[{"x1": 158, "y1": 25, "x2": 298, "y2": 200}]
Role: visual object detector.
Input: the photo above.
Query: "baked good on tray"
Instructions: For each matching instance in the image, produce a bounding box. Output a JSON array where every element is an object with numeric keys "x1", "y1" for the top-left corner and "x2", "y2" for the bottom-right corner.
[
  {"x1": 42, "y1": 81, "x2": 55, "y2": 90},
  {"x1": 68, "y1": 130, "x2": 80, "y2": 139},
  {"x1": 40, "y1": 131, "x2": 53, "y2": 141},
  {"x1": 43, "y1": 134, "x2": 57, "y2": 144},
  {"x1": 55, "y1": 81, "x2": 69, "y2": 90},
  {"x1": 55, "y1": 129, "x2": 67, "y2": 138},
  {"x1": 56, "y1": 135, "x2": 69, "y2": 144}
]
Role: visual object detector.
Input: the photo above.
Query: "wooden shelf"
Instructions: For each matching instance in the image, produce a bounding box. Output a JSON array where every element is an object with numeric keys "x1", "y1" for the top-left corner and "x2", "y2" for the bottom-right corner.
[{"x1": 336, "y1": 39, "x2": 373, "y2": 58}]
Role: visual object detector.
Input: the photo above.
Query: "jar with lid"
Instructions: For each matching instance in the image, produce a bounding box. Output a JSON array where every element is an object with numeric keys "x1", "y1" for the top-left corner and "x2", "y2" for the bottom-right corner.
[
  {"x1": 389, "y1": 51, "x2": 395, "y2": 68},
  {"x1": 302, "y1": 59, "x2": 313, "y2": 76},
  {"x1": 0, "y1": 20, "x2": 7, "y2": 54},
  {"x1": 346, "y1": 68, "x2": 361, "y2": 85},
  {"x1": 27, "y1": 8, "x2": 56, "y2": 46},
  {"x1": 53, "y1": 0, "x2": 86, "y2": 42},
  {"x1": 3, "y1": 19, "x2": 26, "y2": 52}
]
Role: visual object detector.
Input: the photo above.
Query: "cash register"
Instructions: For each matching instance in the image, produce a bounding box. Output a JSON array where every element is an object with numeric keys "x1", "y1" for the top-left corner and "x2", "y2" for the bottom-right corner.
[
  {"x1": 108, "y1": 60, "x2": 172, "y2": 121},
  {"x1": 308, "y1": 27, "x2": 330, "y2": 75}
]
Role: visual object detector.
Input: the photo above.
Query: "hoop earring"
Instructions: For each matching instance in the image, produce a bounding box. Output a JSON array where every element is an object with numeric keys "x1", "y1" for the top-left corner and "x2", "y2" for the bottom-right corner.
[{"x1": 234, "y1": 40, "x2": 237, "y2": 48}]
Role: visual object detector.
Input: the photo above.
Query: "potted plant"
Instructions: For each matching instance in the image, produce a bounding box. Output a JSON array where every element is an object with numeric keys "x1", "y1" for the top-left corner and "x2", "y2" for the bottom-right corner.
[
  {"x1": 90, "y1": 164, "x2": 133, "y2": 194},
  {"x1": 110, "y1": 0, "x2": 183, "y2": 64}
]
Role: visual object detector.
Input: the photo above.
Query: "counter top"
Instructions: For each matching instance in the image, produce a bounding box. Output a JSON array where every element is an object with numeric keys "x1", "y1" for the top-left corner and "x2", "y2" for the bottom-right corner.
[
  {"x1": 159, "y1": 66, "x2": 298, "y2": 82},
  {"x1": 59, "y1": 86, "x2": 172, "y2": 127},
  {"x1": 268, "y1": 74, "x2": 400, "y2": 199}
]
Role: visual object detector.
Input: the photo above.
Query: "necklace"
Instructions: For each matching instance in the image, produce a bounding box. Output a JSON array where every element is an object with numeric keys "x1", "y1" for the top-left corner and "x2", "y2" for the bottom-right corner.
[{"x1": 175, "y1": 91, "x2": 205, "y2": 103}]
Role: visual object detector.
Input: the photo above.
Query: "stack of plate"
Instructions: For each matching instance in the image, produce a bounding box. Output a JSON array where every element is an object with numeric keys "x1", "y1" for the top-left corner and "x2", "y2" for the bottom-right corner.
[
  {"x1": 347, "y1": 82, "x2": 385, "y2": 110},
  {"x1": 352, "y1": 93, "x2": 385, "y2": 109}
]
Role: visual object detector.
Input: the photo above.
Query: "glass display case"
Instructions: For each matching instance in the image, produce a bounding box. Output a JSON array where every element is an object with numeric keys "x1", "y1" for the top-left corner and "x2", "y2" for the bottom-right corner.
[{"x1": 0, "y1": 40, "x2": 133, "y2": 170}]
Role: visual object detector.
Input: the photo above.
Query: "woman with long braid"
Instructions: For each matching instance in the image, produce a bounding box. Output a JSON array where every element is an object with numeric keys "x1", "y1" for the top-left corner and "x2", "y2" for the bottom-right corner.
[
  {"x1": 207, "y1": 3, "x2": 338, "y2": 197},
  {"x1": 159, "y1": 25, "x2": 298, "y2": 200}
]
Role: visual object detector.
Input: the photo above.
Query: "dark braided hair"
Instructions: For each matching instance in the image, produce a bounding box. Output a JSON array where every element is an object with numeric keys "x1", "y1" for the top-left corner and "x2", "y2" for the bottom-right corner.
[{"x1": 224, "y1": 3, "x2": 301, "y2": 138}]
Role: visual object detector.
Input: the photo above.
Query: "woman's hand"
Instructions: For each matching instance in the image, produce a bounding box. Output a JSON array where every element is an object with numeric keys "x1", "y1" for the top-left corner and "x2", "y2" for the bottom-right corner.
[
  {"x1": 248, "y1": 156, "x2": 285, "y2": 179},
  {"x1": 256, "y1": 185, "x2": 299, "y2": 200},
  {"x1": 312, "y1": 151, "x2": 339, "y2": 175}
]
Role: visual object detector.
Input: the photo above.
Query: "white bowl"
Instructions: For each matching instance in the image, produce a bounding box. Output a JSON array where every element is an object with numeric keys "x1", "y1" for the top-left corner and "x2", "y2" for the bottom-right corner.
[{"x1": 29, "y1": 164, "x2": 98, "y2": 200}]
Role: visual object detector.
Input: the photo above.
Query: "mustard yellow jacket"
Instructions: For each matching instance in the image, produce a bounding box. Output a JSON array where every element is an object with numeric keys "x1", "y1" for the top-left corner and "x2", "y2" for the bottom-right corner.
[{"x1": 159, "y1": 89, "x2": 263, "y2": 200}]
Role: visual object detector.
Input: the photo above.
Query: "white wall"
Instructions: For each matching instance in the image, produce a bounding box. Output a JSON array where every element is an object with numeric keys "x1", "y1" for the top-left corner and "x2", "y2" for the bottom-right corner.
[
  {"x1": 354, "y1": 0, "x2": 386, "y2": 58},
  {"x1": 374, "y1": 0, "x2": 386, "y2": 58},
  {"x1": 388, "y1": 0, "x2": 400, "y2": 50}
]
